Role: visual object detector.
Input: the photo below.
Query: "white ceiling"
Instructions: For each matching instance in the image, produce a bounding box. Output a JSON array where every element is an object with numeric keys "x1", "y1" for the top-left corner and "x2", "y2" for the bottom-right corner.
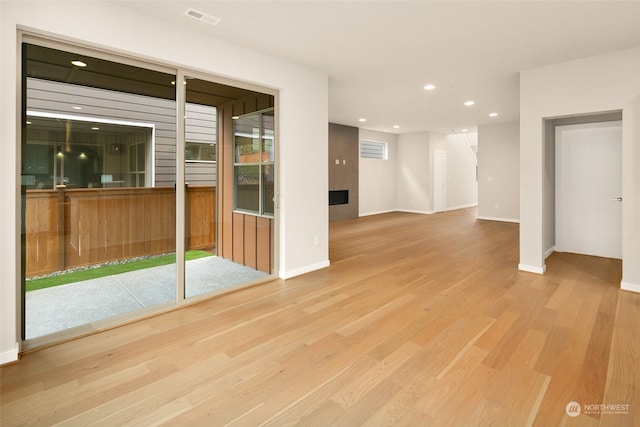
[{"x1": 118, "y1": 1, "x2": 640, "y2": 135}]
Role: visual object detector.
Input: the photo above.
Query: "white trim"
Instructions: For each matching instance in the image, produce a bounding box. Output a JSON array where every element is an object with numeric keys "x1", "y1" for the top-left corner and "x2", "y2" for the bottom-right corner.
[
  {"x1": 545, "y1": 247, "x2": 556, "y2": 259},
  {"x1": 477, "y1": 215, "x2": 519, "y2": 223},
  {"x1": 621, "y1": 281, "x2": 640, "y2": 293},
  {"x1": 280, "y1": 260, "x2": 330, "y2": 280},
  {"x1": 396, "y1": 209, "x2": 434, "y2": 215},
  {"x1": 360, "y1": 139, "x2": 388, "y2": 160},
  {"x1": 0, "y1": 343, "x2": 19, "y2": 365},
  {"x1": 359, "y1": 209, "x2": 396, "y2": 217},
  {"x1": 518, "y1": 263, "x2": 546, "y2": 274},
  {"x1": 26, "y1": 110, "x2": 155, "y2": 129},
  {"x1": 445, "y1": 203, "x2": 478, "y2": 212}
]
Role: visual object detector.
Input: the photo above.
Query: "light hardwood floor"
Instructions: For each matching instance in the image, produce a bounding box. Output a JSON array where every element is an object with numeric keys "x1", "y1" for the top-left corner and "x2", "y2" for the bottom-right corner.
[{"x1": 1, "y1": 208, "x2": 638, "y2": 426}]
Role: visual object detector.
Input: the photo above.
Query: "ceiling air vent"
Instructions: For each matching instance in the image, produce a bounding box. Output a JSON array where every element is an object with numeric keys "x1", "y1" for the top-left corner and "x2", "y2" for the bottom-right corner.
[{"x1": 183, "y1": 8, "x2": 221, "y2": 26}]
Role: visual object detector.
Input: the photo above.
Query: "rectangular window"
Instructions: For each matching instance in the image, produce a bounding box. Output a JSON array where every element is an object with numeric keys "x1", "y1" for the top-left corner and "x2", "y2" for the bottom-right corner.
[
  {"x1": 185, "y1": 141, "x2": 216, "y2": 161},
  {"x1": 360, "y1": 140, "x2": 387, "y2": 160},
  {"x1": 185, "y1": 103, "x2": 217, "y2": 162},
  {"x1": 233, "y1": 108, "x2": 275, "y2": 216}
]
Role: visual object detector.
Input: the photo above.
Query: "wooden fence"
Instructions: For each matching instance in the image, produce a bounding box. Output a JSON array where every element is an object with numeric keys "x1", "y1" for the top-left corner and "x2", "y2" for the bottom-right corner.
[{"x1": 25, "y1": 186, "x2": 215, "y2": 278}]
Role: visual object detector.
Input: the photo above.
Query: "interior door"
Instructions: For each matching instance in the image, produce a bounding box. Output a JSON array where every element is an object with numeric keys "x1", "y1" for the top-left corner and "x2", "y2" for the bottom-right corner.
[
  {"x1": 555, "y1": 121, "x2": 622, "y2": 259},
  {"x1": 433, "y1": 151, "x2": 446, "y2": 212}
]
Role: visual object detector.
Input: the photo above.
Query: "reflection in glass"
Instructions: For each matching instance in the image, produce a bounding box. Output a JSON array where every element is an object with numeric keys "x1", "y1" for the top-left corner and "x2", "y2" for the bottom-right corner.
[
  {"x1": 22, "y1": 42, "x2": 177, "y2": 340},
  {"x1": 262, "y1": 164, "x2": 275, "y2": 215},
  {"x1": 236, "y1": 165, "x2": 260, "y2": 212},
  {"x1": 232, "y1": 109, "x2": 275, "y2": 216}
]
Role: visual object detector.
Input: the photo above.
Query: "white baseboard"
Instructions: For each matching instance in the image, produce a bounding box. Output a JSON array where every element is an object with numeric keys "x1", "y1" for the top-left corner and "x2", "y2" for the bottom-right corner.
[
  {"x1": 445, "y1": 203, "x2": 478, "y2": 212},
  {"x1": 396, "y1": 209, "x2": 433, "y2": 215},
  {"x1": 359, "y1": 209, "x2": 396, "y2": 217},
  {"x1": 477, "y1": 215, "x2": 520, "y2": 223},
  {"x1": 621, "y1": 281, "x2": 640, "y2": 293},
  {"x1": 518, "y1": 263, "x2": 546, "y2": 274},
  {"x1": 0, "y1": 343, "x2": 20, "y2": 365},
  {"x1": 545, "y1": 247, "x2": 556, "y2": 259},
  {"x1": 280, "y1": 260, "x2": 330, "y2": 280}
]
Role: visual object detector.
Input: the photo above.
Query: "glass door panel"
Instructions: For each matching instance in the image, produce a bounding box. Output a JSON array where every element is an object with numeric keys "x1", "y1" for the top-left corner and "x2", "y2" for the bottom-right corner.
[
  {"x1": 22, "y1": 42, "x2": 177, "y2": 340},
  {"x1": 183, "y1": 77, "x2": 273, "y2": 298}
]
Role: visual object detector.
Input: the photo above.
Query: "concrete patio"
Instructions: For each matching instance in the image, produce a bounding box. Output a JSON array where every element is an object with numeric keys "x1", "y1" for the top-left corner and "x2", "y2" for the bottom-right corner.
[{"x1": 25, "y1": 256, "x2": 269, "y2": 339}]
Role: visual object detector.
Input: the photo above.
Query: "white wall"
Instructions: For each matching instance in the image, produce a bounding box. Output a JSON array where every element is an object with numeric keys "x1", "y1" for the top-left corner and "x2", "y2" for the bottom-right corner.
[
  {"x1": 431, "y1": 132, "x2": 478, "y2": 211},
  {"x1": 1, "y1": 0, "x2": 329, "y2": 363},
  {"x1": 358, "y1": 129, "x2": 397, "y2": 216},
  {"x1": 477, "y1": 122, "x2": 519, "y2": 222},
  {"x1": 393, "y1": 131, "x2": 478, "y2": 215},
  {"x1": 519, "y1": 47, "x2": 640, "y2": 288},
  {"x1": 396, "y1": 132, "x2": 431, "y2": 213}
]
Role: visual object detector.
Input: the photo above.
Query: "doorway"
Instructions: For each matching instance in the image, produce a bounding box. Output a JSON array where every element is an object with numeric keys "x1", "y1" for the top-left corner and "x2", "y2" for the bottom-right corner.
[
  {"x1": 20, "y1": 39, "x2": 276, "y2": 345},
  {"x1": 433, "y1": 150, "x2": 447, "y2": 212},
  {"x1": 555, "y1": 121, "x2": 622, "y2": 259}
]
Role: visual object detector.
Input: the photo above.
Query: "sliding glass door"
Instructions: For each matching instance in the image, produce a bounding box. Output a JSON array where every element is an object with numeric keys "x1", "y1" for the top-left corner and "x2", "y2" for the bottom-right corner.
[
  {"x1": 21, "y1": 41, "x2": 178, "y2": 340},
  {"x1": 20, "y1": 37, "x2": 276, "y2": 346},
  {"x1": 182, "y1": 76, "x2": 273, "y2": 299}
]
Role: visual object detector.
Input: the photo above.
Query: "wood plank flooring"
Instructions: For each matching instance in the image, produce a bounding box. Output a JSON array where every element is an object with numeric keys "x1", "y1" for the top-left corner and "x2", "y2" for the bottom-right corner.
[{"x1": 2, "y1": 208, "x2": 638, "y2": 426}]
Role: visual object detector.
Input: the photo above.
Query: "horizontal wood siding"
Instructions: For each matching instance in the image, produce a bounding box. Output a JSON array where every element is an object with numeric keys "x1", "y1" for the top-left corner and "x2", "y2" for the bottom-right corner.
[
  {"x1": 25, "y1": 187, "x2": 215, "y2": 278},
  {"x1": 185, "y1": 103, "x2": 217, "y2": 186},
  {"x1": 26, "y1": 78, "x2": 216, "y2": 187}
]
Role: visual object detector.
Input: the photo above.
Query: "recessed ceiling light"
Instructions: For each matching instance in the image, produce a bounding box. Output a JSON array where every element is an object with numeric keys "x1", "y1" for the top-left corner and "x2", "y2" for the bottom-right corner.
[
  {"x1": 464, "y1": 101, "x2": 475, "y2": 106},
  {"x1": 183, "y1": 8, "x2": 221, "y2": 26},
  {"x1": 489, "y1": 112, "x2": 498, "y2": 117},
  {"x1": 72, "y1": 106, "x2": 82, "y2": 110},
  {"x1": 71, "y1": 60, "x2": 87, "y2": 67},
  {"x1": 91, "y1": 127, "x2": 100, "y2": 131},
  {"x1": 393, "y1": 125, "x2": 400, "y2": 129},
  {"x1": 423, "y1": 84, "x2": 436, "y2": 91},
  {"x1": 232, "y1": 116, "x2": 240, "y2": 120},
  {"x1": 25, "y1": 121, "x2": 32, "y2": 125},
  {"x1": 358, "y1": 118, "x2": 367, "y2": 122},
  {"x1": 462, "y1": 129, "x2": 469, "y2": 132}
]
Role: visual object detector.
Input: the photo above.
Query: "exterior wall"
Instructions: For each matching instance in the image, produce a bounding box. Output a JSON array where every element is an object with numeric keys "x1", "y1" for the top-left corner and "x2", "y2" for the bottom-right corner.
[
  {"x1": 27, "y1": 78, "x2": 216, "y2": 187},
  {"x1": 0, "y1": 0, "x2": 329, "y2": 363},
  {"x1": 185, "y1": 103, "x2": 217, "y2": 186},
  {"x1": 218, "y1": 93, "x2": 275, "y2": 274}
]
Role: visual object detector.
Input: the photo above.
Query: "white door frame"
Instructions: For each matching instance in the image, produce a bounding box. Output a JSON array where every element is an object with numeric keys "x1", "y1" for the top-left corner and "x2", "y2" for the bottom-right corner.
[
  {"x1": 433, "y1": 150, "x2": 446, "y2": 213},
  {"x1": 555, "y1": 121, "x2": 622, "y2": 259}
]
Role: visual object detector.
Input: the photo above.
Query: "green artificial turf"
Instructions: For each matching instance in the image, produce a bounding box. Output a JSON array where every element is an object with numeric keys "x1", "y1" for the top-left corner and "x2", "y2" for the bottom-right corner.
[{"x1": 26, "y1": 250, "x2": 212, "y2": 292}]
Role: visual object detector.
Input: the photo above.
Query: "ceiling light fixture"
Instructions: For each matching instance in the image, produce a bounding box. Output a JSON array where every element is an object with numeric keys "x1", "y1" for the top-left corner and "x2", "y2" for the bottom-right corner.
[
  {"x1": 91, "y1": 127, "x2": 100, "y2": 130},
  {"x1": 462, "y1": 129, "x2": 469, "y2": 132},
  {"x1": 423, "y1": 84, "x2": 436, "y2": 91},
  {"x1": 464, "y1": 101, "x2": 475, "y2": 106},
  {"x1": 72, "y1": 106, "x2": 82, "y2": 110},
  {"x1": 393, "y1": 125, "x2": 400, "y2": 129},
  {"x1": 358, "y1": 118, "x2": 367, "y2": 122},
  {"x1": 489, "y1": 112, "x2": 498, "y2": 117},
  {"x1": 71, "y1": 60, "x2": 87, "y2": 67},
  {"x1": 183, "y1": 8, "x2": 221, "y2": 26}
]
